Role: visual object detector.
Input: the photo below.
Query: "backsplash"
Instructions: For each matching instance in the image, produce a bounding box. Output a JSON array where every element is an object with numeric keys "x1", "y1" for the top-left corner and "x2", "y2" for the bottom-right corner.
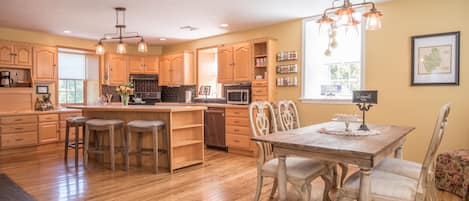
[
  {"x1": 101, "y1": 85, "x2": 121, "y2": 102},
  {"x1": 161, "y1": 85, "x2": 196, "y2": 103}
]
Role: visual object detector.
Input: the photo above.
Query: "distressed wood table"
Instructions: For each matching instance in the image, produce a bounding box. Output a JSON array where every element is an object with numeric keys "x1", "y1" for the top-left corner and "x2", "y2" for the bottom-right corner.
[{"x1": 251, "y1": 122, "x2": 415, "y2": 201}]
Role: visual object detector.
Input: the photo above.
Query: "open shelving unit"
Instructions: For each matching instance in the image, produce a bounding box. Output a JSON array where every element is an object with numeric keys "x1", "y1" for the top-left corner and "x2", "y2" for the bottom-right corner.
[{"x1": 251, "y1": 38, "x2": 277, "y2": 102}]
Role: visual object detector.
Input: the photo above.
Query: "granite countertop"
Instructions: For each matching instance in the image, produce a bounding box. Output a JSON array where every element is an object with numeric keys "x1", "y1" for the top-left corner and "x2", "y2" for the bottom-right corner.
[{"x1": 67, "y1": 104, "x2": 207, "y2": 112}]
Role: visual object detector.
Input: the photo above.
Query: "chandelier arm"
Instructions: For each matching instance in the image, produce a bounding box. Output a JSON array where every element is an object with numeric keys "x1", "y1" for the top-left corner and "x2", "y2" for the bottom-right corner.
[
  {"x1": 100, "y1": 36, "x2": 144, "y2": 42},
  {"x1": 350, "y1": 1, "x2": 375, "y2": 9}
]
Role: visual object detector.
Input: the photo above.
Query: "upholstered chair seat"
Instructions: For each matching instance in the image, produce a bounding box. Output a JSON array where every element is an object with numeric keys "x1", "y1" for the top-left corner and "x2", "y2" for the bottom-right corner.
[
  {"x1": 376, "y1": 157, "x2": 422, "y2": 180},
  {"x1": 262, "y1": 157, "x2": 327, "y2": 180}
]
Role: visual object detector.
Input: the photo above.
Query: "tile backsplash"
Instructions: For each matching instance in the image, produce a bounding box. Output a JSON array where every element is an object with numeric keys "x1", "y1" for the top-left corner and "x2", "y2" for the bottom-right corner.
[
  {"x1": 161, "y1": 85, "x2": 196, "y2": 103},
  {"x1": 101, "y1": 85, "x2": 121, "y2": 102}
]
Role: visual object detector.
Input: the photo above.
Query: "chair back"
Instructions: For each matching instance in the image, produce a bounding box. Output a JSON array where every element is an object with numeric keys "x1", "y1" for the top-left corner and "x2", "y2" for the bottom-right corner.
[
  {"x1": 277, "y1": 100, "x2": 300, "y2": 131},
  {"x1": 416, "y1": 103, "x2": 451, "y2": 201},
  {"x1": 249, "y1": 101, "x2": 277, "y2": 165}
]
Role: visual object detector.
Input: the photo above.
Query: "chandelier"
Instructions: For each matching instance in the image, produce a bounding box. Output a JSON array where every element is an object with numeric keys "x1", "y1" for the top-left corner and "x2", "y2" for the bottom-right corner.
[{"x1": 95, "y1": 7, "x2": 147, "y2": 55}]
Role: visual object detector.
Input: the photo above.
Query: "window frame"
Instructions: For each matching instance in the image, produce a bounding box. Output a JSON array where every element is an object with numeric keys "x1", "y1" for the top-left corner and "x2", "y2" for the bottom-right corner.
[
  {"x1": 300, "y1": 15, "x2": 366, "y2": 104},
  {"x1": 195, "y1": 46, "x2": 222, "y2": 99},
  {"x1": 58, "y1": 79, "x2": 86, "y2": 105}
]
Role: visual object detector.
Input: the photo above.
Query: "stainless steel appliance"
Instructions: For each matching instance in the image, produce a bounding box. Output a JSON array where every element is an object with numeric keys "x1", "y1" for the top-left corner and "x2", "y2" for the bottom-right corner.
[
  {"x1": 0, "y1": 71, "x2": 13, "y2": 87},
  {"x1": 226, "y1": 89, "x2": 250, "y2": 105}
]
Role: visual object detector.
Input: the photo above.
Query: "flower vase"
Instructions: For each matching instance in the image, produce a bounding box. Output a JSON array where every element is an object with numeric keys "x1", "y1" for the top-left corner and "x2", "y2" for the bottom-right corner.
[{"x1": 121, "y1": 95, "x2": 129, "y2": 106}]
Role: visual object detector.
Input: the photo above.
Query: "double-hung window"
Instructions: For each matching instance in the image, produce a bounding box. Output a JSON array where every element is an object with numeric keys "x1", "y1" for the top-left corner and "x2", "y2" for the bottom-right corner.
[
  {"x1": 58, "y1": 53, "x2": 86, "y2": 104},
  {"x1": 302, "y1": 15, "x2": 364, "y2": 102}
]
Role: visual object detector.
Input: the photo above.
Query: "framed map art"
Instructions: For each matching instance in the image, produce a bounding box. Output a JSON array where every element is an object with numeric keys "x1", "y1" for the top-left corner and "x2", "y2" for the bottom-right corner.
[{"x1": 411, "y1": 32, "x2": 460, "y2": 85}]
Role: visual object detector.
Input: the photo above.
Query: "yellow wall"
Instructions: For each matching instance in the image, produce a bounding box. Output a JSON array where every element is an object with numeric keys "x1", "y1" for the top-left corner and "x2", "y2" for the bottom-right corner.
[{"x1": 164, "y1": 0, "x2": 469, "y2": 162}]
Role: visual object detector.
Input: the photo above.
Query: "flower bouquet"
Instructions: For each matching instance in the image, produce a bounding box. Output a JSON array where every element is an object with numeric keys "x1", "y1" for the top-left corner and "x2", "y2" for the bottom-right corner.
[{"x1": 115, "y1": 83, "x2": 134, "y2": 106}]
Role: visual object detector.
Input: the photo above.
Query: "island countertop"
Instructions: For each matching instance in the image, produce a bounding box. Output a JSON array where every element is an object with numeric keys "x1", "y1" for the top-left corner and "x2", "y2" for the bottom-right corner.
[{"x1": 67, "y1": 104, "x2": 207, "y2": 112}]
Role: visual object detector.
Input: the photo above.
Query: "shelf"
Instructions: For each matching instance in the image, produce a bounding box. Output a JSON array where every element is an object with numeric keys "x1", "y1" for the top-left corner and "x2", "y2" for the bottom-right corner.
[
  {"x1": 277, "y1": 85, "x2": 298, "y2": 87},
  {"x1": 172, "y1": 124, "x2": 204, "y2": 130},
  {"x1": 255, "y1": 65, "x2": 267, "y2": 68},
  {"x1": 173, "y1": 159, "x2": 203, "y2": 170},
  {"x1": 254, "y1": 54, "x2": 267, "y2": 58},
  {"x1": 276, "y1": 71, "x2": 298, "y2": 74},
  {"x1": 172, "y1": 140, "x2": 203, "y2": 148},
  {"x1": 277, "y1": 58, "x2": 298, "y2": 62}
]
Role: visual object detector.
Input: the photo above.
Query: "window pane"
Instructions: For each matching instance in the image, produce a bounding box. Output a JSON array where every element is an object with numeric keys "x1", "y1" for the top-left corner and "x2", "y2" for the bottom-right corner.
[
  {"x1": 58, "y1": 53, "x2": 86, "y2": 79},
  {"x1": 303, "y1": 15, "x2": 363, "y2": 100},
  {"x1": 58, "y1": 79, "x2": 84, "y2": 104}
]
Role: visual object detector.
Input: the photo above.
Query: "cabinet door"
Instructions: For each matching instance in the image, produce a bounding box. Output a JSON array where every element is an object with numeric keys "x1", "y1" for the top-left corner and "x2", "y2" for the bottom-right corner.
[
  {"x1": 217, "y1": 46, "x2": 234, "y2": 83},
  {"x1": 144, "y1": 56, "x2": 159, "y2": 74},
  {"x1": 39, "y1": 122, "x2": 59, "y2": 144},
  {"x1": 0, "y1": 42, "x2": 14, "y2": 65},
  {"x1": 170, "y1": 54, "x2": 185, "y2": 85},
  {"x1": 107, "y1": 54, "x2": 127, "y2": 85},
  {"x1": 233, "y1": 43, "x2": 252, "y2": 82},
  {"x1": 34, "y1": 46, "x2": 57, "y2": 82},
  {"x1": 204, "y1": 108, "x2": 226, "y2": 148},
  {"x1": 128, "y1": 56, "x2": 145, "y2": 74},
  {"x1": 14, "y1": 44, "x2": 33, "y2": 67},
  {"x1": 159, "y1": 56, "x2": 171, "y2": 86}
]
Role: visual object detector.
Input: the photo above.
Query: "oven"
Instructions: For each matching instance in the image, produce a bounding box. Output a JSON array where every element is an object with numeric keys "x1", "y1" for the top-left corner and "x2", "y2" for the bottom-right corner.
[{"x1": 226, "y1": 89, "x2": 250, "y2": 105}]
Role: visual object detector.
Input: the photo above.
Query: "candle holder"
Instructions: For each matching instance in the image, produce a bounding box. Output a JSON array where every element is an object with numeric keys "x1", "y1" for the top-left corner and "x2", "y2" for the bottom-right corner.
[
  {"x1": 352, "y1": 90, "x2": 378, "y2": 131},
  {"x1": 356, "y1": 103, "x2": 373, "y2": 131}
]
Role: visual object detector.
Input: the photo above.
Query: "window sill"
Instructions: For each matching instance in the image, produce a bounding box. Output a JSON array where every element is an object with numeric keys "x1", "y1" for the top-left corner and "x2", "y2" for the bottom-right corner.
[{"x1": 299, "y1": 98, "x2": 355, "y2": 105}]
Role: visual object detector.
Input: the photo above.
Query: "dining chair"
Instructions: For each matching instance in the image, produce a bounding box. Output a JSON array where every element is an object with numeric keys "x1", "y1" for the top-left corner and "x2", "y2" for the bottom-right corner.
[
  {"x1": 336, "y1": 103, "x2": 451, "y2": 201},
  {"x1": 249, "y1": 101, "x2": 333, "y2": 201},
  {"x1": 276, "y1": 100, "x2": 349, "y2": 188}
]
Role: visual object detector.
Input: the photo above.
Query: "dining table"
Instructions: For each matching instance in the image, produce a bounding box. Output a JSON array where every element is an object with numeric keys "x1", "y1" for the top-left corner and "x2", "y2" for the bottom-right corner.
[{"x1": 251, "y1": 121, "x2": 415, "y2": 201}]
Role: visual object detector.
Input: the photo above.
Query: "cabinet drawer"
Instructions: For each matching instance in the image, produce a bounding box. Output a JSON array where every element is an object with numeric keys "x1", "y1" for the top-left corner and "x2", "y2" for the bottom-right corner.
[
  {"x1": 60, "y1": 112, "x2": 82, "y2": 121},
  {"x1": 252, "y1": 81, "x2": 267, "y2": 87},
  {"x1": 225, "y1": 108, "x2": 248, "y2": 118},
  {"x1": 226, "y1": 134, "x2": 250, "y2": 150},
  {"x1": 0, "y1": 115, "x2": 37, "y2": 125},
  {"x1": 0, "y1": 124, "x2": 37, "y2": 134},
  {"x1": 226, "y1": 125, "x2": 251, "y2": 136},
  {"x1": 39, "y1": 114, "x2": 59, "y2": 123},
  {"x1": 1, "y1": 132, "x2": 38, "y2": 148},
  {"x1": 226, "y1": 117, "x2": 249, "y2": 127},
  {"x1": 252, "y1": 95, "x2": 268, "y2": 102},
  {"x1": 252, "y1": 87, "x2": 267, "y2": 96}
]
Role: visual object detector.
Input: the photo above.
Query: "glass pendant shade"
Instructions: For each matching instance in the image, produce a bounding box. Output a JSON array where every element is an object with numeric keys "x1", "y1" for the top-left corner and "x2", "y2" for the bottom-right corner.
[
  {"x1": 137, "y1": 39, "x2": 148, "y2": 53},
  {"x1": 364, "y1": 9, "x2": 383, "y2": 30},
  {"x1": 316, "y1": 15, "x2": 335, "y2": 34},
  {"x1": 96, "y1": 41, "x2": 105, "y2": 55},
  {"x1": 336, "y1": 7, "x2": 356, "y2": 26},
  {"x1": 116, "y1": 41, "x2": 127, "y2": 54}
]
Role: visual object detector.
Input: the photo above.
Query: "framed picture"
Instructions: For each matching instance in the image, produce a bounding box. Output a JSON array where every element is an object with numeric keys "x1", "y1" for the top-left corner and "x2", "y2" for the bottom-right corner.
[
  {"x1": 36, "y1": 85, "x2": 49, "y2": 94},
  {"x1": 411, "y1": 31, "x2": 460, "y2": 85}
]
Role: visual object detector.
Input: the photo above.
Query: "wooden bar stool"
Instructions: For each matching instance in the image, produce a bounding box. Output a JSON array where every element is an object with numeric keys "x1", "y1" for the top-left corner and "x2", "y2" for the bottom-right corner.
[
  {"x1": 84, "y1": 119, "x2": 125, "y2": 171},
  {"x1": 64, "y1": 116, "x2": 91, "y2": 167},
  {"x1": 126, "y1": 120, "x2": 169, "y2": 174}
]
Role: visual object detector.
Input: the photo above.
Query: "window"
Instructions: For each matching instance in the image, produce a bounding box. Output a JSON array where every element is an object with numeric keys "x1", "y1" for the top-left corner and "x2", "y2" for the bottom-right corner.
[
  {"x1": 58, "y1": 52, "x2": 85, "y2": 104},
  {"x1": 197, "y1": 47, "x2": 222, "y2": 98},
  {"x1": 302, "y1": 15, "x2": 364, "y2": 102}
]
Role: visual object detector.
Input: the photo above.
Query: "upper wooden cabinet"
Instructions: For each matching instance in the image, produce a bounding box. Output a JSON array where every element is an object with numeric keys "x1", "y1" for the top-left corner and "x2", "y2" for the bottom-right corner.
[
  {"x1": 158, "y1": 52, "x2": 194, "y2": 86},
  {"x1": 0, "y1": 41, "x2": 33, "y2": 67},
  {"x1": 33, "y1": 46, "x2": 57, "y2": 82},
  {"x1": 217, "y1": 42, "x2": 252, "y2": 83},
  {"x1": 128, "y1": 55, "x2": 159, "y2": 74},
  {"x1": 105, "y1": 54, "x2": 128, "y2": 85}
]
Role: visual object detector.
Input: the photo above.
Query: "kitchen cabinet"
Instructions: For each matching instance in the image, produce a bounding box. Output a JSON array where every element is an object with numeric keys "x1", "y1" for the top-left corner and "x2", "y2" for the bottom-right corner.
[
  {"x1": 38, "y1": 114, "x2": 59, "y2": 144},
  {"x1": 158, "y1": 52, "x2": 194, "y2": 86},
  {"x1": 204, "y1": 108, "x2": 226, "y2": 149},
  {"x1": 105, "y1": 53, "x2": 128, "y2": 85},
  {"x1": 0, "y1": 115, "x2": 38, "y2": 149},
  {"x1": 34, "y1": 46, "x2": 57, "y2": 82},
  {"x1": 225, "y1": 107, "x2": 256, "y2": 156},
  {"x1": 0, "y1": 41, "x2": 33, "y2": 67},
  {"x1": 217, "y1": 42, "x2": 252, "y2": 83},
  {"x1": 128, "y1": 56, "x2": 159, "y2": 74}
]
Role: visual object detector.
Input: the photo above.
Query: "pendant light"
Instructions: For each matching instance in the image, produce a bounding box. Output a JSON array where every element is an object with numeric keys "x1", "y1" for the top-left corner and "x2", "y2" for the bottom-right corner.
[
  {"x1": 363, "y1": 7, "x2": 383, "y2": 30},
  {"x1": 95, "y1": 7, "x2": 148, "y2": 54}
]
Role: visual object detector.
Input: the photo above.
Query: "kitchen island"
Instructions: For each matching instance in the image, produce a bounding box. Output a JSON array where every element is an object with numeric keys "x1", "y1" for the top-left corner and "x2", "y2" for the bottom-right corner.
[{"x1": 68, "y1": 104, "x2": 207, "y2": 173}]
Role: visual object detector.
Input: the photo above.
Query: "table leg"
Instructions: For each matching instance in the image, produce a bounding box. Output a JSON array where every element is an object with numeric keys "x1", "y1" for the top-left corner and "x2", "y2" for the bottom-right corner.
[
  {"x1": 359, "y1": 168, "x2": 371, "y2": 201},
  {"x1": 277, "y1": 154, "x2": 287, "y2": 201},
  {"x1": 395, "y1": 145, "x2": 403, "y2": 159}
]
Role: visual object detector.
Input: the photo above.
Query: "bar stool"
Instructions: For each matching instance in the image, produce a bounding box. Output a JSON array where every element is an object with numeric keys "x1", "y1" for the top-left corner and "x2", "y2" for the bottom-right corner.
[
  {"x1": 64, "y1": 116, "x2": 91, "y2": 167},
  {"x1": 84, "y1": 119, "x2": 125, "y2": 171},
  {"x1": 126, "y1": 120, "x2": 169, "y2": 174}
]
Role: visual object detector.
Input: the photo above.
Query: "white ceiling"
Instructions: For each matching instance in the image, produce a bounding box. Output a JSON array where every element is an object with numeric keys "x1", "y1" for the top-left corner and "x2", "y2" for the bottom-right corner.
[{"x1": 0, "y1": 0, "x2": 385, "y2": 45}]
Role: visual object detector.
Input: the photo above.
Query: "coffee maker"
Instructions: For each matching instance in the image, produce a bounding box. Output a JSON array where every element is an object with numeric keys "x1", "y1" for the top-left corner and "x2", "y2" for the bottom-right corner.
[{"x1": 1, "y1": 71, "x2": 13, "y2": 87}]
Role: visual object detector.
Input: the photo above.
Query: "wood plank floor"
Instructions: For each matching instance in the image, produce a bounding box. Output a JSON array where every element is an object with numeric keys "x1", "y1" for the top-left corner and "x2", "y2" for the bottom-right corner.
[{"x1": 0, "y1": 144, "x2": 461, "y2": 201}]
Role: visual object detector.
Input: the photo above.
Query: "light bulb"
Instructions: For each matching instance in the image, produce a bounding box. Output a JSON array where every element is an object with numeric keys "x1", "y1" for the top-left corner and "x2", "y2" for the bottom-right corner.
[
  {"x1": 364, "y1": 8, "x2": 383, "y2": 30},
  {"x1": 96, "y1": 41, "x2": 105, "y2": 55},
  {"x1": 116, "y1": 41, "x2": 126, "y2": 54},
  {"x1": 137, "y1": 38, "x2": 148, "y2": 53}
]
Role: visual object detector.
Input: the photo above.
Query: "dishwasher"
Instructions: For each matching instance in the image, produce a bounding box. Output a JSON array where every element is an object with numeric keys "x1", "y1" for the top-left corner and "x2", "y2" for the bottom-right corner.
[{"x1": 204, "y1": 107, "x2": 227, "y2": 150}]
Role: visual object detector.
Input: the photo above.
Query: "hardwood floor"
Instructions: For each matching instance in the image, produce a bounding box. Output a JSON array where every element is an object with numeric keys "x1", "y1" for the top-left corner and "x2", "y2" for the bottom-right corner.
[{"x1": 0, "y1": 144, "x2": 461, "y2": 201}]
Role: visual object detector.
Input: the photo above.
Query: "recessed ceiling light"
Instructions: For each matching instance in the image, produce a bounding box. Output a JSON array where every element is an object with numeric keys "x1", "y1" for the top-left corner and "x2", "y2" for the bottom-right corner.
[
  {"x1": 63, "y1": 30, "x2": 72, "y2": 34},
  {"x1": 159, "y1": 38, "x2": 167, "y2": 41},
  {"x1": 220, "y1": 24, "x2": 229, "y2": 28}
]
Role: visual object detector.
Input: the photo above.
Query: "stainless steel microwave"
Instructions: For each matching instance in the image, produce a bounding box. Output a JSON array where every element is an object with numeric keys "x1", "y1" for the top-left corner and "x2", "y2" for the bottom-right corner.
[{"x1": 226, "y1": 89, "x2": 250, "y2": 105}]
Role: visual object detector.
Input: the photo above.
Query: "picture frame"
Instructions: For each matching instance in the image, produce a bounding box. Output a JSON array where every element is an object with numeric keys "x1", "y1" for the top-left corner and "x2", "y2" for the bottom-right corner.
[
  {"x1": 411, "y1": 31, "x2": 460, "y2": 86},
  {"x1": 36, "y1": 85, "x2": 49, "y2": 94}
]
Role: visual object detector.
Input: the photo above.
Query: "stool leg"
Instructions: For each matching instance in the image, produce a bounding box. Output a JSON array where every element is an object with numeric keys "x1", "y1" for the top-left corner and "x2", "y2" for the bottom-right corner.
[
  {"x1": 120, "y1": 126, "x2": 127, "y2": 171},
  {"x1": 163, "y1": 126, "x2": 170, "y2": 171},
  {"x1": 84, "y1": 126, "x2": 90, "y2": 169},
  {"x1": 74, "y1": 126, "x2": 79, "y2": 167},
  {"x1": 109, "y1": 126, "x2": 115, "y2": 171},
  {"x1": 82, "y1": 125, "x2": 86, "y2": 161},
  {"x1": 152, "y1": 127, "x2": 158, "y2": 174},
  {"x1": 64, "y1": 122, "x2": 70, "y2": 161},
  {"x1": 126, "y1": 128, "x2": 132, "y2": 171},
  {"x1": 97, "y1": 132, "x2": 104, "y2": 163},
  {"x1": 137, "y1": 132, "x2": 143, "y2": 168}
]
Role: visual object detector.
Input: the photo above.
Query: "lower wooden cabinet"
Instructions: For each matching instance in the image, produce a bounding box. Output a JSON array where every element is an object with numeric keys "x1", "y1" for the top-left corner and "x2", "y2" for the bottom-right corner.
[
  {"x1": 38, "y1": 114, "x2": 59, "y2": 144},
  {"x1": 225, "y1": 107, "x2": 256, "y2": 156},
  {"x1": 0, "y1": 114, "x2": 38, "y2": 149},
  {"x1": 1, "y1": 132, "x2": 37, "y2": 148}
]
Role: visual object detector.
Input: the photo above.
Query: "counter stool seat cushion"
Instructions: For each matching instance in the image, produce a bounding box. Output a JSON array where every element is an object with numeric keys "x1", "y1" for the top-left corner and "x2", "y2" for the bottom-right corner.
[
  {"x1": 86, "y1": 119, "x2": 124, "y2": 127},
  {"x1": 128, "y1": 120, "x2": 165, "y2": 128},
  {"x1": 67, "y1": 116, "x2": 91, "y2": 125}
]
